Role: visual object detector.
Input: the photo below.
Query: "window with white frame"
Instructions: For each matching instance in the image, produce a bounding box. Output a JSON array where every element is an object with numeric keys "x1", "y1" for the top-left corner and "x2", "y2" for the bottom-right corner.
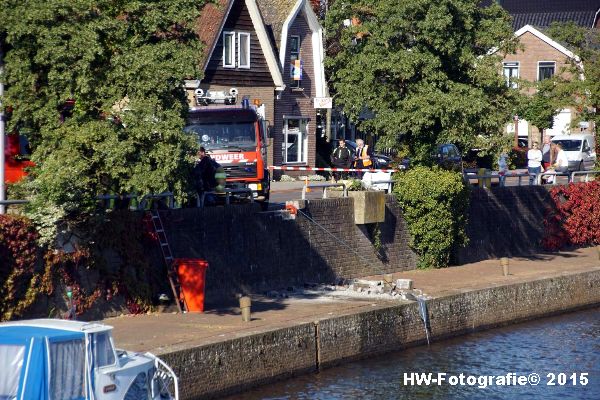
[
  {"x1": 223, "y1": 32, "x2": 235, "y2": 68},
  {"x1": 238, "y1": 32, "x2": 250, "y2": 68},
  {"x1": 289, "y1": 35, "x2": 301, "y2": 88},
  {"x1": 503, "y1": 62, "x2": 519, "y2": 88},
  {"x1": 538, "y1": 61, "x2": 555, "y2": 81},
  {"x1": 283, "y1": 118, "x2": 308, "y2": 163}
]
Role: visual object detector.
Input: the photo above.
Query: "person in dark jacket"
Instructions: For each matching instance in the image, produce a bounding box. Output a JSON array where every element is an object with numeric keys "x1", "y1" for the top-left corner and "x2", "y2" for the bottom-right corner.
[
  {"x1": 330, "y1": 139, "x2": 353, "y2": 181},
  {"x1": 193, "y1": 147, "x2": 219, "y2": 203}
]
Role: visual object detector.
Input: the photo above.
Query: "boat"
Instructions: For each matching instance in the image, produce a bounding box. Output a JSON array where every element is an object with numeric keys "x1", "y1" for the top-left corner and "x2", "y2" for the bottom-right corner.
[{"x1": 0, "y1": 319, "x2": 178, "y2": 400}]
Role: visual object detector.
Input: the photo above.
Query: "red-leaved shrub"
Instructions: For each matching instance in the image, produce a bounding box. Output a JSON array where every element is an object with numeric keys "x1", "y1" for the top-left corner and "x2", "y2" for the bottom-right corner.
[{"x1": 542, "y1": 181, "x2": 600, "y2": 251}]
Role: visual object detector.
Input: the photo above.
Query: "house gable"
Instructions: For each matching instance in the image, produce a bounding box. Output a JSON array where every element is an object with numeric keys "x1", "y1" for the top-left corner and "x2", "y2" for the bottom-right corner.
[
  {"x1": 201, "y1": 0, "x2": 284, "y2": 88},
  {"x1": 259, "y1": 0, "x2": 326, "y2": 97},
  {"x1": 503, "y1": 25, "x2": 583, "y2": 83}
]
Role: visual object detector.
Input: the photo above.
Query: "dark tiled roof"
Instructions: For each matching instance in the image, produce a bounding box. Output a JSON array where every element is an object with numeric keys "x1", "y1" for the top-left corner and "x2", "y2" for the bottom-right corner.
[
  {"x1": 196, "y1": 0, "x2": 232, "y2": 69},
  {"x1": 480, "y1": 0, "x2": 600, "y2": 29},
  {"x1": 256, "y1": 0, "x2": 298, "y2": 50},
  {"x1": 512, "y1": 11, "x2": 598, "y2": 30},
  {"x1": 497, "y1": 0, "x2": 600, "y2": 13}
]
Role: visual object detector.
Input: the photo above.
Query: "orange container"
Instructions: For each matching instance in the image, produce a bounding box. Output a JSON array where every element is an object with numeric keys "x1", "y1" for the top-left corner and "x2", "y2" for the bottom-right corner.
[{"x1": 174, "y1": 258, "x2": 209, "y2": 312}]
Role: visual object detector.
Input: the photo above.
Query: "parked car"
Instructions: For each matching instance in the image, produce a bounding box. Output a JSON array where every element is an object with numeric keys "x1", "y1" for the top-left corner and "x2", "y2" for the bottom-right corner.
[
  {"x1": 551, "y1": 134, "x2": 597, "y2": 171},
  {"x1": 433, "y1": 143, "x2": 463, "y2": 172},
  {"x1": 344, "y1": 140, "x2": 393, "y2": 169}
]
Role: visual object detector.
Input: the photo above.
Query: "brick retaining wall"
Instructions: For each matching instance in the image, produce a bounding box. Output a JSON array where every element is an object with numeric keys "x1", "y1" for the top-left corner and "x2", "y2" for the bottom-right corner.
[
  {"x1": 157, "y1": 269, "x2": 600, "y2": 399},
  {"x1": 154, "y1": 196, "x2": 417, "y2": 303},
  {"x1": 455, "y1": 186, "x2": 554, "y2": 264},
  {"x1": 128, "y1": 185, "x2": 559, "y2": 305}
]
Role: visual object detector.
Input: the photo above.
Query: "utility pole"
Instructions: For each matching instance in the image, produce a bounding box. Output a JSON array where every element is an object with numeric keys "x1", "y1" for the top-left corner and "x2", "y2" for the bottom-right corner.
[{"x1": 0, "y1": 43, "x2": 6, "y2": 215}]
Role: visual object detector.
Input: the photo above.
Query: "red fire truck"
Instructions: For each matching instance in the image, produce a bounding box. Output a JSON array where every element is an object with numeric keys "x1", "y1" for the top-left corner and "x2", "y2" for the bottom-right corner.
[
  {"x1": 184, "y1": 102, "x2": 270, "y2": 207},
  {"x1": 4, "y1": 133, "x2": 34, "y2": 183}
]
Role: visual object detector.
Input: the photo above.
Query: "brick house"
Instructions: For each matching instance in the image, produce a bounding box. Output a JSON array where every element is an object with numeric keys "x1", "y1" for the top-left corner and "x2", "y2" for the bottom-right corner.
[
  {"x1": 257, "y1": 0, "x2": 327, "y2": 171},
  {"x1": 187, "y1": 0, "x2": 285, "y2": 166},
  {"x1": 500, "y1": 25, "x2": 587, "y2": 142}
]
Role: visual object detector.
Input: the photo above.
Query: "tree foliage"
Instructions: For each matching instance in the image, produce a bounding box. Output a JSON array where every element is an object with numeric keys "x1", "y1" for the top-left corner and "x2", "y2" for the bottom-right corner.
[
  {"x1": 545, "y1": 22, "x2": 600, "y2": 127},
  {"x1": 0, "y1": 0, "x2": 204, "y2": 238},
  {"x1": 393, "y1": 166, "x2": 470, "y2": 269},
  {"x1": 324, "y1": 0, "x2": 519, "y2": 162},
  {"x1": 517, "y1": 76, "x2": 572, "y2": 135}
]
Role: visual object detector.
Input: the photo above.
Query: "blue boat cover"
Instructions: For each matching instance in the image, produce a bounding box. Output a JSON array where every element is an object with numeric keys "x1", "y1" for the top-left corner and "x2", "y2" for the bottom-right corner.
[{"x1": 0, "y1": 325, "x2": 85, "y2": 400}]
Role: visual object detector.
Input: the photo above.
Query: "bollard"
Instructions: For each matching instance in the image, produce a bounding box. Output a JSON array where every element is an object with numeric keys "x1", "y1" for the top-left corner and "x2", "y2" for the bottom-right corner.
[
  {"x1": 158, "y1": 293, "x2": 170, "y2": 313},
  {"x1": 500, "y1": 257, "x2": 510, "y2": 276},
  {"x1": 478, "y1": 168, "x2": 491, "y2": 189},
  {"x1": 239, "y1": 296, "x2": 251, "y2": 322}
]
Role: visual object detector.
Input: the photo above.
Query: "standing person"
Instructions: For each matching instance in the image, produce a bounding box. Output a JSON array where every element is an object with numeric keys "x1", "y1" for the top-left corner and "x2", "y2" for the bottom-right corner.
[
  {"x1": 498, "y1": 150, "x2": 509, "y2": 187},
  {"x1": 353, "y1": 138, "x2": 373, "y2": 178},
  {"x1": 330, "y1": 139, "x2": 353, "y2": 181},
  {"x1": 542, "y1": 136, "x2": 552, "y2": 171},
  {"x1": 527, "y1": 141, "x2": 542, "y2": 185},
  {"x1": 192, "y1": 146, "x2": 219, "y2": 204}
]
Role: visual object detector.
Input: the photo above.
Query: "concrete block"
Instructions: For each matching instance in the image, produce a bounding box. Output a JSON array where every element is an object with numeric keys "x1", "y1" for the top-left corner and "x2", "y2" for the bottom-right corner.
[
  {"x1": 348, "y1": 191, "x2": 386, "y2": 224},
  {"x1": 396, "y1": 279, "x2": 413, "y2": 290}
]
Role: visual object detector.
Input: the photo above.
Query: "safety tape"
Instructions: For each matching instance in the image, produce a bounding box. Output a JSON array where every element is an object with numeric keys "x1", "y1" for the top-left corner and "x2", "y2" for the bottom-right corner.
[{"x1": 268, "y1": 166, "x2": 399, "y2": 173}]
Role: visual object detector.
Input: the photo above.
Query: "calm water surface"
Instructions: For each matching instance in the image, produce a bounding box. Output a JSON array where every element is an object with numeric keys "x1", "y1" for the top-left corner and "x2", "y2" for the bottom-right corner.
[{"x1": 230, "y1": 307, "x2": 600, "y2": 399}]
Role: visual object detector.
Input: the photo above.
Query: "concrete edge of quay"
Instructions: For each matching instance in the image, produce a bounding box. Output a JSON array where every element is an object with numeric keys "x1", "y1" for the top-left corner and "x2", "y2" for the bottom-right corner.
[{"x1": 159, "y1": 269, "x2": 600, "y2": 400}]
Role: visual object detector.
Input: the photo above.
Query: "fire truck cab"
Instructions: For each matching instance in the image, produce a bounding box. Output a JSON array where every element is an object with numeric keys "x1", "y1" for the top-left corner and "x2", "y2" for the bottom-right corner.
[
  {"x1": 185, "y1": 102, "x2": 270, "y2": 206},
  {"x1": 4, "y1": 133, "x2": 34, "y2": 184}
]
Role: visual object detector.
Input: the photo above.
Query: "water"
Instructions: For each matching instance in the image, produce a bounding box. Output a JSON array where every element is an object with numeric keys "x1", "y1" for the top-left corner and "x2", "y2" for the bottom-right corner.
[{"x1": 231, "y1": 308, "x2": 600, "y2": 399}]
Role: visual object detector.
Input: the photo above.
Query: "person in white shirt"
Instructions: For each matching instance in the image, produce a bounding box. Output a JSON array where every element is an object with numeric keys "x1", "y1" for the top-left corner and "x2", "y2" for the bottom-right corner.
[
  {"x1": 553, "y1": 143, "x2": 569, "y2": 173},
  {"x1": 527, "y1": 141, "x2": 543, "y2": 185}
]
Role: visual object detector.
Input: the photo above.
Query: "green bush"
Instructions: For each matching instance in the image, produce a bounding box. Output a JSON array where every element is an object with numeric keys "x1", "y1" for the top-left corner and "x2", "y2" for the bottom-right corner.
[{"x1": 393, "y1": 166, "x2": 470, "y2": 268}]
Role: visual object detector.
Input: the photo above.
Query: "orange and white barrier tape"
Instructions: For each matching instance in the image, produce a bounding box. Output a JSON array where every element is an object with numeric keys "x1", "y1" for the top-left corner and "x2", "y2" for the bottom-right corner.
[{"x1": 268, "y1": 166, "x2": 399, "y2": 173}]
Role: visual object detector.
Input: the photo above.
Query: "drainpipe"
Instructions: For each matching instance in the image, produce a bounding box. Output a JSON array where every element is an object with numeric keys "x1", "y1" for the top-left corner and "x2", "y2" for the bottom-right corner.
[{"x1": 0, "y1": 43, "x2": 6, "y2": 215}]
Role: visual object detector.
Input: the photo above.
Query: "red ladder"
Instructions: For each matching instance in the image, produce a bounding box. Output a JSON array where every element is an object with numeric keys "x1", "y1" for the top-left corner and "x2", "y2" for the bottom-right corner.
[{"x1": 148, "y1": 210, "x2": 186, "y2": 312}]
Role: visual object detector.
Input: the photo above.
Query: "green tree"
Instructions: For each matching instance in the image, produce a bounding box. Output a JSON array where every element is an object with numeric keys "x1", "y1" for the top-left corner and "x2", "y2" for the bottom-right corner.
[
  {"x1": 545, "y1": 21, "x2": 600, "y2": 128},
  {"x1": 517, "y1": 76, "x2": 572, "y2": 143},
  {"x1": 0, "y1": 0, "x2": 203, "y2": 243},
  {"x1": 324, "y1": 0, "x2": 519, "y2": 162}
]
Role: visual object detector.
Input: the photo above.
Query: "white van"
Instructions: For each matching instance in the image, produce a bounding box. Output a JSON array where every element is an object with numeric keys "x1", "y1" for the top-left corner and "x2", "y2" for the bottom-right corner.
[{"x1": 551, "y1": 134, "x2": 597, "y2": 171}]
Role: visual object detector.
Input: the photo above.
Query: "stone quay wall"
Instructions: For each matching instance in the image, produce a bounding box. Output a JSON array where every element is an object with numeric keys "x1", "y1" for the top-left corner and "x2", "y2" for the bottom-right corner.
[{"x1": 157, "y1": 269, "x2": 600, "y2": 399}]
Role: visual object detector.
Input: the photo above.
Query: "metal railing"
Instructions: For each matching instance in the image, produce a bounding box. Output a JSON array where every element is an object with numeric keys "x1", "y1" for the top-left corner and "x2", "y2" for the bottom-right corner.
[
  {"x1": 464, "y1": 169, "x2": 600, "y2": 187},
  {"x1": 302, "y1": 183, "x2": 347, "y2": 200},
  {"x1": 0, "y1": 199, "x2": 29, "y2": 206},
  {"x1": 97, "y1": 192, "x2": 177, "y2": 210},
  {"x1": 570, "y1": 170, "x2": 600, "y2": 182},
  {"x1": 198, "y1": 187, "x2": 254, "y2": 207},
  {"x1": 463, "y1": 171, "x2": 531, "y2": 187},
  {"x1": 535, "y1": 171, "x2": 571, "y2": 185}
]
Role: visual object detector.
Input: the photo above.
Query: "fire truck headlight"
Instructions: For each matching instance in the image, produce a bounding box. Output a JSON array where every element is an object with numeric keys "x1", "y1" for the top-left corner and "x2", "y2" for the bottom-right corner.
[{"x1": 248, "y1": 183, "x2": 261, "y2": 191}]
